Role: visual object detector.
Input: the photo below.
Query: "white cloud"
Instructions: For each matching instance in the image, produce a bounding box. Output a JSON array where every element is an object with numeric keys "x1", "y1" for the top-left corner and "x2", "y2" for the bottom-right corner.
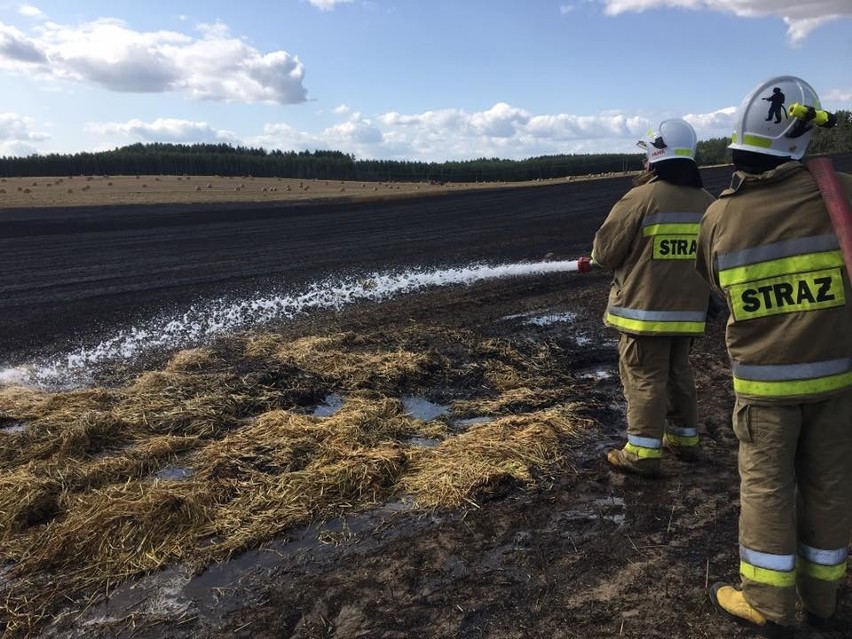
[
  {"x1": 251, "y1": 122, "x2": 319, "y2": 151},
  {"x1": 599, "y1": 0, "x2": 852, "y2": 43},
  {"x1": 0, "y1": 139, "x2": 38, "y2": 156},
  {"x1": 249, "y1": 112, "x2": 383, "y2": 156},
  {"x1": 0, "y1": 22, "x2": 47, "y2": 63},
  {"x1": 0, "y1": 100, "x2": 740, "y2": 161},
  {"x1": 0, "y1": 111, "x2": 48, "y2": 155},
  {"x1": 324, "y1": 119, "x2": 383, "y2": 145},
  {"x1": 18, "y1": 4, "x2": 44, "y2": 18},
  {"x1": 0, "y1": 18, "x2": 308, "y2": 103},
  {"x1": 251, "y1": 103, "x2": 734, "y2": 162},
  {"x1": 0, "y1": 111, "x2": 49, "y2": 141},
  {"x1": 470, "y1": 103, "x2": 531, "y2": 138},
  {"x1": 782, "y1": 14, "x2": 835, "y2": 45},
  {"x1": 87, "y1": 118, "x2": 236, "y2": 143},
  {"x1": 3, "y1": 101, "x2": 740, "y2": 163},
  {"x1": 823, "y1": 89, "x2": 852, "y2": 105},
  {"x1": 683, "y1": 106, "x2": 737, "y2": 134},
  {"x1": 308, "y1": 0, "x2": 355, "y2": 11}
]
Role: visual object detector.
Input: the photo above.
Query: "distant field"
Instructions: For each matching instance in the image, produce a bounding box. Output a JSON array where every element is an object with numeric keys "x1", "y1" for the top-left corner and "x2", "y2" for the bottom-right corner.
[{"x1": 0, "y1": 173, "x2": 609, "y2": 208}]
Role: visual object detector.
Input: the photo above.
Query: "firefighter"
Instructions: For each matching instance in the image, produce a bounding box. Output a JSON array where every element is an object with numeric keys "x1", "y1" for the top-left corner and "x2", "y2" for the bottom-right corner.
[
  {"x1": 591, "y1": 119, "x2": 716, "y2": 477},
  {"x1": 696, "y1": 75, "x2": 852, "y2": 635}
]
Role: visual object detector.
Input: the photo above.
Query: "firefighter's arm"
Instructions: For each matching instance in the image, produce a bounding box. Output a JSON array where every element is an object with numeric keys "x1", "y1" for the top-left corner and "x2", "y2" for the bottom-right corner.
[
  {"x1": 695, "y1": 215, "x2": 723, "y2": 296},
  {"x1": 591, "y1": 192, "x2": 642, "y2": 270}
]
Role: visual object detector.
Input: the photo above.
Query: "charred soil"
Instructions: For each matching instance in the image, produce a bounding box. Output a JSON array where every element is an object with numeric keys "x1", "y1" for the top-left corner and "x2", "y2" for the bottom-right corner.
[
  {"x1": 3, "y1": 159, "x2": 852, "y2": 639},
  {"x1": 22, "y1": 274, "x2": 851, "y2": 639}
]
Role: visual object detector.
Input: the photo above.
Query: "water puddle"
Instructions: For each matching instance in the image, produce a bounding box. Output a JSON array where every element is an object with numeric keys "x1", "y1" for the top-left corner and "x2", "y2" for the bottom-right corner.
[
  {"x1": 594, "y1": 496, "x2": 626, "y2": 525},
  {"x1": 401, "y1": 396, "x2": 448, "y2": 422},
  {"x1": 181, "y1": 498, "x2": 428, "y2": 621},
  {"x1": 311, "y1": 395, "x2": 449, "y2": 424},
  {"x1": 312, "y1": 393, "x2": 345, "y2": 417},
  {"x1": 526, "y1": 311, "x2": 577, "y2": 326},
  {"x1": 453, "y1": 416, "x2": 493, "y2": 426},
  {"x1": 580, "y1": 368, "x2": 614, "y2": 380},
  {"x1": 404, "y1": 436, "x2": 442, "y2": 448},
  {"x1": 559, "y1": 494, "x2": 626, "y2": 528},
  {"x1": 36, "y1": 494, "x2": 438, "y2": 634},
  {"x1": 502, "y1": 310, "x2": 577, "y2": 326},
  {"x1": 154, "y1": 467, "x2": 194, "y2": 481},
  {"x1": 0, "y1": 421, "x2": 27, "y2": 434},
  {"x1": 450, "y1": 416, "x2": 494, "y2": 431}
]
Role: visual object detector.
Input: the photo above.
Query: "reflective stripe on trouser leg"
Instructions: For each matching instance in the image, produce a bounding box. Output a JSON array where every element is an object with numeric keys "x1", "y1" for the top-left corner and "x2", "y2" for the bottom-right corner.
[
  {"x1": 664, "y1": 425, "x2": 699, "y2": 447},
  {"x1": 734, "y1": 400, "x2": 799, "y2": 625},
  {"x1": 740, "y1": 546, "x2": 796, "y2": 587},
  {"x1": 795, "y1": 392, "x2": 852, "y2": 619},
  {"x1": 618, "y1": 333, "x2": 669, "y2": 463},
  {"x1": 798, "y1": 544, "x2": 848, "y2": 581},
  {"x1": 624, "y1": 434, "x2": 662, "y2": 459}
]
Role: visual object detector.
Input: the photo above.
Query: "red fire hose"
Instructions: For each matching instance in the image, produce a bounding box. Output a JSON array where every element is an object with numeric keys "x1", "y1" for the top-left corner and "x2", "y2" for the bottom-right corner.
[{"x1": 806, "y1": 158, "x2": 852, "y2": 282}]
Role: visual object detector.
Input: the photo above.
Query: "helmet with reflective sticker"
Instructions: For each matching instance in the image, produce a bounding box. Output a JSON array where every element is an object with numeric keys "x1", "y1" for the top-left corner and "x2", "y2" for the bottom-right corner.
[
  {"x1": 637, "y1": 119, "x2": 698, "y2": 164},
  {"x1": 728, "y1": 75, "x2": 821, "y2": 160}
]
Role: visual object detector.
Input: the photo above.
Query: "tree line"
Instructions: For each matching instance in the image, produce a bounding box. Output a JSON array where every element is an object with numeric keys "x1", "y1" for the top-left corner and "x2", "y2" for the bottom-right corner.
[
  {"x1": 0, "y1": 144, "x2": 646, "y2": 183},
  {"x1": 0, "y1": 111, "x2": 849, "y2": 183}
]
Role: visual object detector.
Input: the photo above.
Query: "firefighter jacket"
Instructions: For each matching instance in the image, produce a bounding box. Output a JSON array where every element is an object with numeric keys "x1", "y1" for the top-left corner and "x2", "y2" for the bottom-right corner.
[
  {"x1": 695, "y1": 161, "x2": 852, "y2": 403},
  {"x1": 592, "y1": 176, "x2": 715, "y2": 337}
]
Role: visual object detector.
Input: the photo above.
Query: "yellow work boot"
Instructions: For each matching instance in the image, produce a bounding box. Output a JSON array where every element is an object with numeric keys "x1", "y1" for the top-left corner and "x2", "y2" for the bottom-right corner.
[
  {"x1": 709, "y1": 583, "x2": 790, "y2": 638},
  {"x1": 605, "y1": 448, "x2": 660, "y2": 478}
]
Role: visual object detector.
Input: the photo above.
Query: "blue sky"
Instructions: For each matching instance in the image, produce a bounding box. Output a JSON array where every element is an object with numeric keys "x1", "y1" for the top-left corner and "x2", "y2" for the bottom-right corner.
[{"x1": 0, "y1": 0, "x2": 850, "y2": 162}]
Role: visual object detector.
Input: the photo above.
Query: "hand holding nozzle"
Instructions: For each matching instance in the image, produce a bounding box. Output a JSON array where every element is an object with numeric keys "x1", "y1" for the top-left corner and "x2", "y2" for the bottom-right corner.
[{"x1": 788, "y1": 103, "x2": 838, "y2": 128}]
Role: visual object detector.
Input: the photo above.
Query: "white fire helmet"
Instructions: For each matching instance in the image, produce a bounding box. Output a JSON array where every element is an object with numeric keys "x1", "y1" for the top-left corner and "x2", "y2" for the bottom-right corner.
[
  {"x1": 636, "y1": 119, "x2": 698, "y2": 165},
  {"x1": 728, "y1": 75, "x2": 821, "y2": 160}
]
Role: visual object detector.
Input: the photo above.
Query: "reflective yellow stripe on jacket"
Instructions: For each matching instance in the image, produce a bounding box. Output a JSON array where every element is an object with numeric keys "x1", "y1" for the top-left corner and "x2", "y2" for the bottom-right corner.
[
  {"x1": 717, "y1": 234, "x2": 852, "y2": 398},
  {"x1": 606, "y1": 211, "x2": 706, "y2": 335},
  {"x1": 606, "y1": 306, "x2": 706, "y2": 336},
  {"x1": 642, "y1": 212, "x2": 701, "y2": 261},
  {"x1": 731, "y1": 359, "x2": 852, "y2": 397}
]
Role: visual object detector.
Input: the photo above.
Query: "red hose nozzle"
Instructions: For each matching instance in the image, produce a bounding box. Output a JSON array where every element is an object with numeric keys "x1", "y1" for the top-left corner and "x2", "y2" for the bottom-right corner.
[{"x1": 577, "y1": 256, "x2": 594, "y2": 273}]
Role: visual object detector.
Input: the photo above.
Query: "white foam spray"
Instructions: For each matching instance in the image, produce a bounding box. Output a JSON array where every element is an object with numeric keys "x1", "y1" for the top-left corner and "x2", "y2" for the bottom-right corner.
[{"x1": 1, "y1": 259, "x2": 582, "y2": 389}]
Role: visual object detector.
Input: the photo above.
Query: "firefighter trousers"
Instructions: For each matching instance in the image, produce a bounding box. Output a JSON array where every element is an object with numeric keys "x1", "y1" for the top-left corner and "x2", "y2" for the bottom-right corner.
[
  {"x1": 733, "y1": 392, "x2": 852, "y2": 625},
  {"x1": 617, "y1": 334, "x2": 699, "y2": 464}
]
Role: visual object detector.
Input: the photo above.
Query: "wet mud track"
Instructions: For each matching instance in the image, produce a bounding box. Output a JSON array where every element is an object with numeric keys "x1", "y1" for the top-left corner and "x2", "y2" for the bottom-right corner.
[{"x1": 5, "y1": 158, "x2": 852, "y2": 638}]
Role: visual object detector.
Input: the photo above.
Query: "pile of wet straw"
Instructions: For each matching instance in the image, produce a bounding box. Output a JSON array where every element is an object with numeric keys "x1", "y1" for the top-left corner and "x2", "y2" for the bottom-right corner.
[{"x1": 0, "y1": 327, "x2": 593, "y2": 635}]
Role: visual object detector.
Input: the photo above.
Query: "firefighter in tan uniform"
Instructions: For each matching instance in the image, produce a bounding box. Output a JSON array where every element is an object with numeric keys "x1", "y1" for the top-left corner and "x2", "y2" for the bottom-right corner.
[
  {"x1": 592, "y1": 119, "x2": 715, "y2": 477},
  {"x1": 697, "y1": 75, "x2": 852, "y2": 636}
]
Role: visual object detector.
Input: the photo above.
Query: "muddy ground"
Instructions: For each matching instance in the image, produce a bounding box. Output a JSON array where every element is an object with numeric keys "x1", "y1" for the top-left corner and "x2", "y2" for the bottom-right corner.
[
  {"x1": 35, "y1": 275, "x2": 851, "y2": 639},
  {"x1": 4, "y1": 157, "x2": 852, "y2": 638}
]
